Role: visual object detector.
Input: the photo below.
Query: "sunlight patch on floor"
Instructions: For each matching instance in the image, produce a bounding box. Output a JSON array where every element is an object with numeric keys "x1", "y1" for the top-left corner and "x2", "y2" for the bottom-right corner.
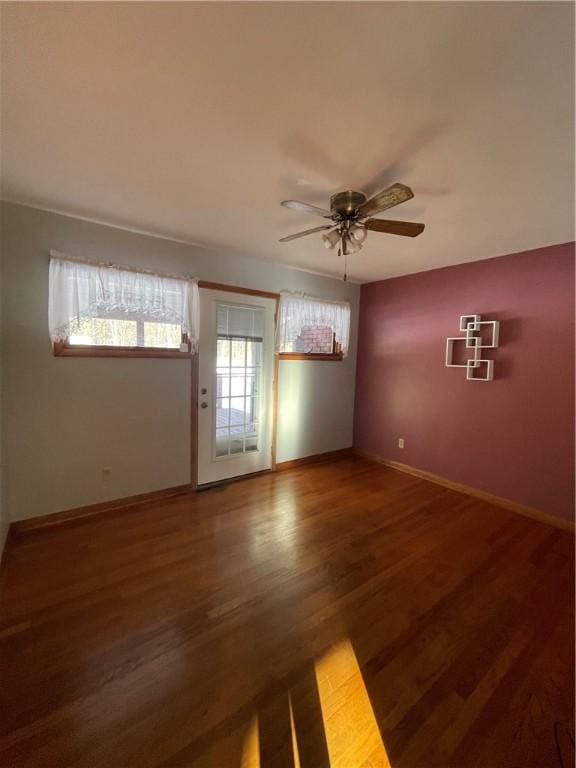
[
  {"x1": 289, "y1": 694, "x2": 302, "y2": 768},
  {"x1": 315, "y1": 639, "x2": 391, "y2": 768},
  {"x1": 240, "y1": 639, "x2": 389, "y2": 768},
  {"x1": 241, "y1": 715, "x2": 260, "y2": 768}
]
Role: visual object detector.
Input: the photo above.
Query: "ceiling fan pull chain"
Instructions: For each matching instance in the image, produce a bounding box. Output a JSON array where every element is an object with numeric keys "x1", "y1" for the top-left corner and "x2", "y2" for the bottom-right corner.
[{"x1": 344, "y1": 247, "x2": 348, "y2": 282}]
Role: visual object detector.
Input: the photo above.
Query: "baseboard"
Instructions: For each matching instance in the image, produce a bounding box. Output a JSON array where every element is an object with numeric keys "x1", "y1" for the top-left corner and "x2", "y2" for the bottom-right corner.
[
  {"x1": 354, "y1": 449, "x2": 575, "y2": 534},
  {"x1": 0, "y1": 521, "x2": 8, "y2": 563},
  {"x1": 12, "y1": 449, "x2": 571, "y2": 536},
  {"x1": 276, "y1": 447, "x2": 353, "y2": 472},
  {"x1": 8, "y1": 451, "x2": 351, "y2": 533},
  {"x1": 11, "y1": 484, "x2": 193, "y2": 534},
  {"x1": 0, "y1": 524, "x2": 14, "y2": 598}
]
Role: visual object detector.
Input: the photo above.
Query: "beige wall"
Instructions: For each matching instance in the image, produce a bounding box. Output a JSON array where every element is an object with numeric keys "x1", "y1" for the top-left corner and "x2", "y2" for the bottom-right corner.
[{"x1": 1, "y1": 202, "x2": 359, "y2": 522}]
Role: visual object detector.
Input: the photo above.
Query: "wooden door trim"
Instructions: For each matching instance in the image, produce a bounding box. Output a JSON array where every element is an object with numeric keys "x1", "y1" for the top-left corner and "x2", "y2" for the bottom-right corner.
[
  {"x1": 190, "y1": 354, "x2": 199, "y2": 490},
  {"x1": 198, "y1": 281, "x2": 280, "y2": 301},
  {"x1": 271, "y1": 353, "x2": 279, "y2": 471}
]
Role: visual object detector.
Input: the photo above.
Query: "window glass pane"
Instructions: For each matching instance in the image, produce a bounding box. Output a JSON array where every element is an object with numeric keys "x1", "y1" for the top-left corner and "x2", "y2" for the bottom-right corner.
[
  {"x1": 229, "y1": 397, "x2": 246, "y2": 426},
  {"x1": 245, "y1": 372, "x2": 258, "y2": 396},
  {"x1": 143, "y1": 322, "x2": 181, "y2": 349},
  {"x1": 68, "y1": 317, "x2": 137, "y2": 346},
  {"x1": 217, "y1": 339, "x2": 230, "y2": 367},
  {"x1": 230, "y1": 437, "x2": 244, "y2": 455},
  {"x1": 229, "y1": 375, "x2": 246, "y2": 397},
  {"x1": 215, "y1": 439, "x2": 229, "y2": 457},
  {"x1": 246, "y1": 340, "x2": 262, "y2": 367},
  {"x1": 215, "y1": 427, "x2": 229, "y2": 457},
  {"x1": 214, "y1": 304, "x2": 262, "y2": 458},
  {"x1": 216, "y1": 374, "x2": 230, "y2": 399},
  {"x1": 216, "y1": 398, "x2": 230, "y2": 429},
  {"x1": 246, "y1": 396, "x2": 259, "y2": 428},
  {"x1": 230, "y1": 339, "x2": 246, "y2": 367},
  {"x1": 67, "y1": 317, "x2": 182, "y2": 349}
]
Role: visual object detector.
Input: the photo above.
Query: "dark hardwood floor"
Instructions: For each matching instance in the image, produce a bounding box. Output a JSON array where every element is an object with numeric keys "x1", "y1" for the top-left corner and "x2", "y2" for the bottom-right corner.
[{"x1": 0, "y1": 456, "x2": 574, "y2": 768}]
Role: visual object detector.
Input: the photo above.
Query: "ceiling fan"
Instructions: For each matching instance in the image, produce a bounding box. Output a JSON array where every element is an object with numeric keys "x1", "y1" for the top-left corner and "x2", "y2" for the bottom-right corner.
[{"x1": 279, "y1": 183, "x2": 424, "y2": 280}]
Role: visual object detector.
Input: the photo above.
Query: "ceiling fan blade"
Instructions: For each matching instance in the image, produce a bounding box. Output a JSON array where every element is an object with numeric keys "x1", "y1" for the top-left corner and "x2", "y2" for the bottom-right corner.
[
  {"x1": 280, "y1": 200, "x2": 333, "y2": 219},
  {"x1": 358, "y1": 183, "x2": 414, "y2": 217},
  {"x1": 365, "y1": 219, "x2": 425, "y2": 237},
  {"x1": 279, "y1": 225, "x2": 333, "y2": 243}
]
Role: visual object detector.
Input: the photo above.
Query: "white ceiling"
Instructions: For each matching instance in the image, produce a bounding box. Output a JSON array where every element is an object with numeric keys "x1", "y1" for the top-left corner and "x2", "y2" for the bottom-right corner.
[{"x1": 1, "y1": 2, "x2": 574, "y2": 283}]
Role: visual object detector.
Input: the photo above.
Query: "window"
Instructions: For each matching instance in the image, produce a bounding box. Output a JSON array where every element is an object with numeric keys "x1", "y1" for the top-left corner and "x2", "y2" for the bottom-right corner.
[
  {"x1": 49, "y1": 253, "x2": 199, "y2": 358},
  {"x1": 276, "y1": 291, "x2": 350, "y2": 360},
  {"x1": 68, "y1": 317, "x2": 182, "y2": 349}
]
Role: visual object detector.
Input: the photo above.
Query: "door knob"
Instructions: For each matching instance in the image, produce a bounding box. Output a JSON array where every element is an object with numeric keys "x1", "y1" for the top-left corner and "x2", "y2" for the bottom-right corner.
[{"x1": 201, "y1": 402, "x2": 208, "y2": 409}]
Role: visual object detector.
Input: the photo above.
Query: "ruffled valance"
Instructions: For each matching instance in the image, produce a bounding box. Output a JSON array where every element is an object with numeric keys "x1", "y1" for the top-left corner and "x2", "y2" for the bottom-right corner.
[
  {"x1": 48, "y1": 254, "x2": 200, "y2": 351},
  {"x1": 276, "y1": 291, "x2": 351, "y2": 357}
]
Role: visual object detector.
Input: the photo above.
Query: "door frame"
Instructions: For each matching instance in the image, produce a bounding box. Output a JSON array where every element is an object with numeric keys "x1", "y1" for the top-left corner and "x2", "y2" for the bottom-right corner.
[{"x1": 191, "y1": 280, "x2": 280, "y2": 488}]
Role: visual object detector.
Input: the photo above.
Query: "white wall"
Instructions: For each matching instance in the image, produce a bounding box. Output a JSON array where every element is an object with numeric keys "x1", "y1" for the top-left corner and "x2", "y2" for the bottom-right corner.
[{"x1": 1, "y1": 202, "x2": 359, "y2": 522}]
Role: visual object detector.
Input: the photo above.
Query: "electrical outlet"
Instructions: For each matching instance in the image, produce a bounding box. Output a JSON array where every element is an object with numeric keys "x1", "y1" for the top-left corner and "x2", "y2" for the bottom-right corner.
[
  {"x1": 398, "y1": 438, "x2": 405, "y2": 449},
  {"x1": 102, "y1": 467, "x2": 111, "y2": 478}
]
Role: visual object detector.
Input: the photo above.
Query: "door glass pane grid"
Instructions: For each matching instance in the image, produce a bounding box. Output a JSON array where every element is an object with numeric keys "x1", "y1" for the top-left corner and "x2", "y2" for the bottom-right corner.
[{"x1": 215, "y1": 305, "x2": 263, "y2": 459}]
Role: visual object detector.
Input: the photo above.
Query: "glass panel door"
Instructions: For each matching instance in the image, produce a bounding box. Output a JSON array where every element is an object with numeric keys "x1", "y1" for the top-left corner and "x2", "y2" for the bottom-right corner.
[{"x1": 197, "y1": 290, "x2": 276, "y2": 485}]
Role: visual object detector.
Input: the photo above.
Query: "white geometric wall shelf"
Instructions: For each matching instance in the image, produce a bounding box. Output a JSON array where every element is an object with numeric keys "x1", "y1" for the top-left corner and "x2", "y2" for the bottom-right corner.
[{"x1": 445, "y1": 314, "x2": 500, "y2": 382}]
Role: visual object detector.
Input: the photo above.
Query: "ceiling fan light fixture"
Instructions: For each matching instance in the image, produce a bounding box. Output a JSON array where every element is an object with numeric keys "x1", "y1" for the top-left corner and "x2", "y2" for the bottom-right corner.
[
  {"x1": 322, "y1": 229, "x2": 341, "y2": 249},
  {"x1": 349, "y1": 223, "x2": 367, "y2": 243},
  {"x1": 343, "y1": 235, "x2": 361, "y2": 255},
  {"x1": 278, "y1": 183, "x2": 423, "y2": 279}
]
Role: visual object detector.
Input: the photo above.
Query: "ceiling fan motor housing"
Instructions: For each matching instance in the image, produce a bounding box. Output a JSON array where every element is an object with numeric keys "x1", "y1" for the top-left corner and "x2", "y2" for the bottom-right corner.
[{"x1": 330, "y1": 190, "x2": 366, "y2": 217}]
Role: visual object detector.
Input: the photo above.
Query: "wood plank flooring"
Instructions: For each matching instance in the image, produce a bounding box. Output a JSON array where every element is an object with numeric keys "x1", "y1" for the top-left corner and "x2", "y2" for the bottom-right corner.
[{"x1": 0, "y1": 456, "x2": 574, "y2": 768}]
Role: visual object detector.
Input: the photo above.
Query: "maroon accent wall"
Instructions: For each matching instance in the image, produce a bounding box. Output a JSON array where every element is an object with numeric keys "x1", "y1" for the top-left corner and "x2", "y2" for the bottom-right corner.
[{"x1": 354, "y1": 242, "x2": 575, "y2": 522}]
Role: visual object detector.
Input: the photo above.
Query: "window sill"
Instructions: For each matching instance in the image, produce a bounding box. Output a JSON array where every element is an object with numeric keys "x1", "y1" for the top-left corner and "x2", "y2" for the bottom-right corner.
[
  {"x1": 53, "y1": 342, "x2": 193, "y2": 359},
  {"x1": 278, "y1": 352, "x2": 343, "y2": 362}
]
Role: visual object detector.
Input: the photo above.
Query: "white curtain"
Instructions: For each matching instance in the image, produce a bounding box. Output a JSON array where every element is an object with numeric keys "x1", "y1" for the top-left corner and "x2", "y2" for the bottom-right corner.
[
  {"x1": 49, "y1": 255, "x2": 200, "y2": 351},
  {"x1": 276, "y1": 291, "x2": 351, "y2": 357}
]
